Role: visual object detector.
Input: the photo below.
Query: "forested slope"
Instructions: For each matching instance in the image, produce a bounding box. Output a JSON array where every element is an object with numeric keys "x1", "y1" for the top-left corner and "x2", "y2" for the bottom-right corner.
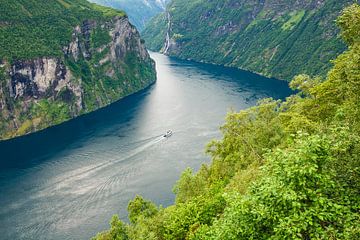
[
  {"x1": 143, "y1": 0, "x2": 355, "y2": 81},
  {"x1": 94, "y1": 4, "x2": 360, "y2": 239},
  {"x1": 0, "y1": 0, "x2": 156, "y2": 139}
]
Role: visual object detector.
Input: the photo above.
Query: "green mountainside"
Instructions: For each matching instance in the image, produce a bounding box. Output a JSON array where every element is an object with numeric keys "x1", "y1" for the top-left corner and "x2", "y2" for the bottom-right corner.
[
  {"x1": 94, "y1": 4, "x2": 360, "y2": 239},
  {"x1": 143, "y1": 0, "x2": 356, "y2": 81},
  {"x1": 88, "y1": 0, "x2": 170, "y2": 31},
  {"x1": 0, "y1": 0, "x2": 156, "y2": 140},
  {"x1": 0, "y1": 0, "x2": 124, "y2": 60}
]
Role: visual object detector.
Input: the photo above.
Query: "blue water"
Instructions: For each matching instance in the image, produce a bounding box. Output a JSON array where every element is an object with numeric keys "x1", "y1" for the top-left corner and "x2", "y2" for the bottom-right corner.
[{"x1": 0, "y1": 52, "x2": 292, "y2": 240}]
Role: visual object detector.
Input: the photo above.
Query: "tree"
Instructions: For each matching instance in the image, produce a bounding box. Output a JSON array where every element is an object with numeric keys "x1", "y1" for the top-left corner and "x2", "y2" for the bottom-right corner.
[{"x1": 128, "y1": 196, "x2": 158, "y2": 224}]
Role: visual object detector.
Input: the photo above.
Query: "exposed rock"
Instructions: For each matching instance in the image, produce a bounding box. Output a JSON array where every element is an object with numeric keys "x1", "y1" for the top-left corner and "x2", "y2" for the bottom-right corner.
[
  {"x1": 0, "y1": 16, "x2": 155, "y2": 140},
  {"x1": 110, "y1": 17, "x2": 149, "y2": 61},
  {"x1": 64, "y1": 26, "x2": 82, "y2": 61},
  {"x1": 9, "y1": 58, "x2": 82, "y2": 108}
]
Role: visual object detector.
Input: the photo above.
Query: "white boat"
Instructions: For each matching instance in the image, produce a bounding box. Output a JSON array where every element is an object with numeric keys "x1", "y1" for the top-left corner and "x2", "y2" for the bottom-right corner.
[{"x1": 163, "y1": 130, "x2": 173, "y2": 138}]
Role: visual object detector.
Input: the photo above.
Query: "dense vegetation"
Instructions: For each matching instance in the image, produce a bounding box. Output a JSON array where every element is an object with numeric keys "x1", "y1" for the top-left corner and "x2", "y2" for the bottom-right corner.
[
  {"x1": 88, "y1": 0, "x2": 169, "y2": 31},
  {"x1": 142, "y1": 0, "x2": 355, "y2": 81},
  {"x1": 94, "y1": 4, "x2": 360, "y2": 239},
  {"x1": 0, "y1": 0, "x2": 156, "y2": 139},
  {"x1": 0, "y1": 0, "x2": 125, "y2": 61}
]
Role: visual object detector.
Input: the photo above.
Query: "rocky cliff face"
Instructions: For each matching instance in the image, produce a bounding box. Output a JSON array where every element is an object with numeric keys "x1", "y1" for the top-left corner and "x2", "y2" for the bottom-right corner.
[
  {"x1": 9, "y1": 58, "x2": 83, "y2": 107},
  {"x1": 143, "y1": 0, "x2": 354, "y2": 81},
  {"x1": 0, "y1": 16, "x2": 156, "y2": 140}
]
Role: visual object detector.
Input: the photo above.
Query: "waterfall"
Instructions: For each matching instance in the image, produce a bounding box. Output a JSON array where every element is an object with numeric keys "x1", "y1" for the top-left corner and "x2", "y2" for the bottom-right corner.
[{"x1": 162, "y1": 11, "x2": 171, "y2": 54}]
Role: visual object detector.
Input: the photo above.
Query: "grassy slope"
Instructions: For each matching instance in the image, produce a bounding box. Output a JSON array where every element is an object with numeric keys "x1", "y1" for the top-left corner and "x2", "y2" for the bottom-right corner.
[{"x1": 143, "y1": 0, "x2": 353, "y2": 81}]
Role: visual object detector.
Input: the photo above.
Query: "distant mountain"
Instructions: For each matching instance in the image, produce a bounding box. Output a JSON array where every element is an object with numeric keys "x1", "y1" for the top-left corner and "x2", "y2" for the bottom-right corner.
[
  {"x1": 143, "y1": 0, "x2": 355, "y2": 81},
  {"x1": 88, "y1": 0, "x2": 170, "y2": 30}
]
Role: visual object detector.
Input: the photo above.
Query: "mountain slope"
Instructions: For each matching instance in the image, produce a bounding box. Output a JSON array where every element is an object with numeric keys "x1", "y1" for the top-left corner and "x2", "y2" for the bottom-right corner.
[
  {"x1": 88, "y1": 0, "x2": 170, "y2": 31},
  {"x1": 143, "y1": 0, "x2": 355, "y2": 80},
  {"x1": 0, "y1": 0, "x2": 156, "y2": 140}
]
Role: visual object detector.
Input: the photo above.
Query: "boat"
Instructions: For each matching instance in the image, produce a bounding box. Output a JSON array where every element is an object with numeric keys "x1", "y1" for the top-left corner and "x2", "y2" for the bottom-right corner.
[{"x1": 163, "y1": 130, "x2": 173, "y2": 138}]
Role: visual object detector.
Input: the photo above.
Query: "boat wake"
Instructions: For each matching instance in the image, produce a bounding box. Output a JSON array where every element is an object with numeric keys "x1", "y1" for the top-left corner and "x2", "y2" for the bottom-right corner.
[
  {"x1": 0, "y1": 133, "x2": 170, "y2": 236},
  {"x1": 34, "y1": 134, "x2": 167, "y2": 193}
]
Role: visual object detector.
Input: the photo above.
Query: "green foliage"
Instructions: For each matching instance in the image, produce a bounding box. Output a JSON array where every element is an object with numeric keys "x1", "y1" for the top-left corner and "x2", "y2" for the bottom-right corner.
[
  {"x1": 141, "y1": 13, "x2": 168, "y2": 51},
  {"x1": 281, "y1": 10, "x2": 306, "y2": 31},
  {"x1": 143, "y1": 0, "x2": 353, "y2": 81},
  {"x1": 93, "y1": 215, "x2": 129, "y2": 240},
  {"x1": 91, "y1": 27, "x2": 112, "y2": 49},
  {"x1": 94, "y1": 4, "x2": 360, "y2": 240},
  {"x1": 336, "y1": 4, "x2": 360, "y2": 45},
  {"x1": 0, "y1": 0, "x2": 125, "y2": 61},
  {"x1": 289, "y1": 74, "x2": 321, "y2": 94},
  {"x1": 194, "y1": 133, "x2": 359, "y2": 239},
  {"x1": 173, "y1": 168, "x2": 208, "y2": 204},
  {"x1": 33, "y1": 99, "x2": 72, "y2": 125},
  {"x1": 128, "y1": 196, "x2": 158, "y2": 224}
]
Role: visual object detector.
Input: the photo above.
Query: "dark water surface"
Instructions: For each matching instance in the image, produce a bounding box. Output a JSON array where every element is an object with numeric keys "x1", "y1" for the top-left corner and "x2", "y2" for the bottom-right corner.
[{"x1": 0, "y1": 52, "x2": 292, "y2": 240}]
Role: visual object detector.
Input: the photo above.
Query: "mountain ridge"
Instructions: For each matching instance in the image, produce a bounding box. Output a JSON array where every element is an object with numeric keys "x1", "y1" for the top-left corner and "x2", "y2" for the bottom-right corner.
[{"x1": 88, "y1": 0, "x2": 170, "y2": 30}]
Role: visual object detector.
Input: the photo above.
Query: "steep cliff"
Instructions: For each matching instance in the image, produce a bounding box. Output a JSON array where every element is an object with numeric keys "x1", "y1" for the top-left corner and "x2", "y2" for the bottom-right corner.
[
  {"x1": 143, "y1": 0, "x2": 355, "y2": 80},
  {"x1": 0, "y1": 0, "x2": 156, "y2": 140}
]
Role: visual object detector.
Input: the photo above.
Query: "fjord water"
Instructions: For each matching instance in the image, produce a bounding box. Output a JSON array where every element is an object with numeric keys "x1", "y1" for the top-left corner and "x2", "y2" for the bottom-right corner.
[{"x1": 0, "y1": 52, "x2": 292, "y2": 240}]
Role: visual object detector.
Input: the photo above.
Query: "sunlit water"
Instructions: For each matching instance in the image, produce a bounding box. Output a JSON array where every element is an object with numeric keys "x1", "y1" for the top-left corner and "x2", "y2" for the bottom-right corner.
[{"x1": 0, "y1": 52, "x2": 292, "y2": 240}]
